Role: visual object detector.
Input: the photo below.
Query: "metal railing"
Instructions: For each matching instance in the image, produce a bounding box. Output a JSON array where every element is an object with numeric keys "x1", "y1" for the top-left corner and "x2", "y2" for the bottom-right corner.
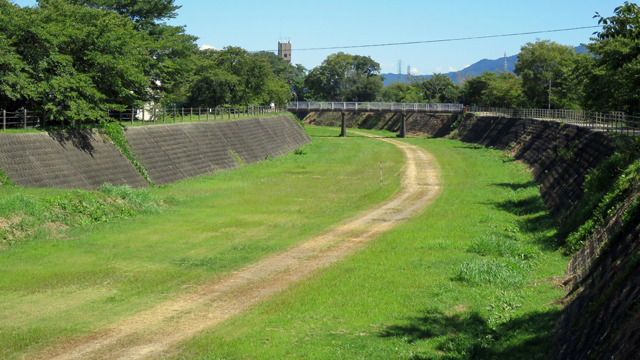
[
  {"x1": 0, "y1": 106, "x2": 285, "y2": 131},
  {"x1": 288, "y1": 101, "x2": 464, "y2": 113},
  {"x1": 470, "y1": 107, "x2": 640, "y2": 137}
]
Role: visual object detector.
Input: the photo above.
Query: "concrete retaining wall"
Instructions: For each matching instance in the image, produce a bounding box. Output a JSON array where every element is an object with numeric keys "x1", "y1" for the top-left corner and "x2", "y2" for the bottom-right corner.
[
  {"x1": 0, "y1": 129, "x2": 148, "y2": 190},
  {"x1": 0, "y1": 115, "x2": 311, "y2": 189},
  {"x1": 124, "y1": 115, "x2": 310, "y2": 186}
]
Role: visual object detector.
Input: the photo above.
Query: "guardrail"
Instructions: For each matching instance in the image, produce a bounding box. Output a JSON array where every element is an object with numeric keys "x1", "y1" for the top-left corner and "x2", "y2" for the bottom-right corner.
[
  {"x1": 288, "y1": 101, "x2": 464, "y2": 113},
  {"x1": 471, "y1": 107, "x2": 640, "y2": 137}
]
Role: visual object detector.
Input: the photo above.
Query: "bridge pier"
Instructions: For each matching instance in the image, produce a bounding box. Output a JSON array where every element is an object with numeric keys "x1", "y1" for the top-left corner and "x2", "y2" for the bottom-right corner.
[
  {"x1": 340, "y1": 112, "x2": 346, "y2": 137},
  {"x1": 399, "y1": 112, "x2": 406, "y2": 138}
]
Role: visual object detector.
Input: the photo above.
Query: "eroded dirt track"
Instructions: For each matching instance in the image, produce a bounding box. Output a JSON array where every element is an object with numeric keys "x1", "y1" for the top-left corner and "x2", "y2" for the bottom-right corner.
[{"x1": 41, "y1": 133, "x2": 441, "y2": 360}]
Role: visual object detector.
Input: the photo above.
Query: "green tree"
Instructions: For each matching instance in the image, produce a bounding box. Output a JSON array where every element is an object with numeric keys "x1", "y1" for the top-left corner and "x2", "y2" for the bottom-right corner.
[
  {"x1": 185, "y1": 47, "x2": 290, "y2": 107},
  {"x1": 415, "y1": 73, "x2": 461, "y2": 103},
  {"x1": 0, "y1": 0, "x2": 150, "y2": 124},
  {"x1": 461, "y1": 73, "x2": 491, "y2": 106},
  {"x1": 62, "y1": 0, "x2": 180, "y2": 31},
  {"x1": 514, "y1": 40, "x2": 578, "y2": 109},
  {"x1": 380, "y1": 82, "x2": 423, "y2": 103},
  {"x1": 0, "y1": 3, "x2": 33, "y2": 110},
  {"x1": 254, "y1": 51, "x2": 307, "y2": 101},
  {"x1": 583, "y1": 2, "x2": 640, "y2": 113},
  {"x1": 59, "y1": 0, "x2": 198, "y2": 105},
  {"x1": 482, "y1": 72, "x2": 527, "y2": 108},
  {"x1": 304, "y1": 52, "x2": 383, "y2": 101},
  {"x1": 462, "y1": 71, "x2": 526, "y2": 108}
]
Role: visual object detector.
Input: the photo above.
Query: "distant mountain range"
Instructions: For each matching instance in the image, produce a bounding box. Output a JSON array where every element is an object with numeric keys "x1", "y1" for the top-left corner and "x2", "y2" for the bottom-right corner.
[{"x1": 382, "y1": 45, "x2": 587, "y2": 86}]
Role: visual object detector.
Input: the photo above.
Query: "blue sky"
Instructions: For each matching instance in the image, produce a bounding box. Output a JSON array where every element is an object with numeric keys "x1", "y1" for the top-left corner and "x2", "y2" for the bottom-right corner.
[{"x1": 11, "y1": 0, "x2": 625, "y2": 75}]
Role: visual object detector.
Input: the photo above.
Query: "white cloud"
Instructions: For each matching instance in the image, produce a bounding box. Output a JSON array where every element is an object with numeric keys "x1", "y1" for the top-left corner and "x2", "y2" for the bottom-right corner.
[
  {"x1": 448, "y1": 66, "x2": 458, "y2": 72},
  {"x1": 200, "y1": 44, "x2": 216, "y2": 50},
  {"x1": 435, "y1": 66, "x2": 443, "y2": 73},
  {"x1": 409, "y1": 67, "x2": 421, "y2": 75}
]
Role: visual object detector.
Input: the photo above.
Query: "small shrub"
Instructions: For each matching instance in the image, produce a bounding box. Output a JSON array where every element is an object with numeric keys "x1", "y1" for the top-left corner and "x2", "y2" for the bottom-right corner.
[
  {"x1": 293, "y1": 148, "x2": 306, "y2": 156},
  {"x1": 0, "y1": 169, "x2": 15, "y2": 188}
]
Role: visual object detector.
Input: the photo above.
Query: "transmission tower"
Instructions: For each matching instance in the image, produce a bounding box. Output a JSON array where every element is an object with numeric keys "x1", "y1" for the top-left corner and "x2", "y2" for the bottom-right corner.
[
  {"x1": 504, "y1": 52, "x2": 507, "y2": 72},
  {"x1": 397, "y1": 60, "x2": 402, "y2": 76}
]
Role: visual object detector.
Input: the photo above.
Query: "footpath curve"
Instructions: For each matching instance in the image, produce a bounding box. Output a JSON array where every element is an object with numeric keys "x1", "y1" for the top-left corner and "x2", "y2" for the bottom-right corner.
[{"x1": 41, "y1": 132, "x2": 441, "y2": 360}]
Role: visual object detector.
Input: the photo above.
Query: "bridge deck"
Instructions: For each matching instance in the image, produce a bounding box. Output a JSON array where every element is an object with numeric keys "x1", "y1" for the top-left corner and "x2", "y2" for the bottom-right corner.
[{"x1": 288, "y1": 101, "x2": 463, "y2": 113}]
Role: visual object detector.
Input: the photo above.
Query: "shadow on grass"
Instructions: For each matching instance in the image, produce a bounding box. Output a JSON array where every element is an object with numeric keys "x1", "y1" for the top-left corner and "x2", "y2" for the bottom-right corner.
[
  {"x1": 380, "y1": 308, "x2": 559, "y2": 360},
  {"x1": 493, "y1": 181, "x2": 538, "y2": 191},
  {"x1": 489, "y1": 182, "x2": 562, "y2": 250},
  {"x1": 494, "y1": 196, "x2": 546, "y2": 217}
]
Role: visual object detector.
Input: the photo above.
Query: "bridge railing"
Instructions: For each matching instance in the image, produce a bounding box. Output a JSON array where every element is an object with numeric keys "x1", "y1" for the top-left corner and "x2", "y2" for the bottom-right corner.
[
  {"x1": 470, "y1": 107, "x2": 640, "y2": 137},
  {"x1": 288, "y1": 102, "x2": 463, "y2": 113}
]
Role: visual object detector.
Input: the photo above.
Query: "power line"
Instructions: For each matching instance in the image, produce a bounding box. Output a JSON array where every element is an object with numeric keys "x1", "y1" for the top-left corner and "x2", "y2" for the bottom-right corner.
[{"x1": 259, "y1": 26, "x2": 599, "y2": 52}]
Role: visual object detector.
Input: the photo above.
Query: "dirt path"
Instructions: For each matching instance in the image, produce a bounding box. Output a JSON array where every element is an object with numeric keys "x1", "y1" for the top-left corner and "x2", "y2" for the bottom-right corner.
[{"x1": 40, "y1": 133, "x2": 441, "y2": 360}]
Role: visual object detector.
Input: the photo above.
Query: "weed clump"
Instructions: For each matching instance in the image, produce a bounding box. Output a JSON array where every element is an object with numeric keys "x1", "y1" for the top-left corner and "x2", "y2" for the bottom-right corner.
[
  {"x1": 0, "y1": 185, "x2": 161, "y2": 249},
  {"x1": 454, "y1": 258, "x2": 530, "y2": 287}
]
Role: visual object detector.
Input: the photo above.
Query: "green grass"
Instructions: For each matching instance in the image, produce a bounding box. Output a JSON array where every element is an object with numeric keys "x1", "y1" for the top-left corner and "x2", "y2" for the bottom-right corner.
[
  {"x1": 0, "y1": 127, "x2": 569, "y2": 359},
  {"x1": 0, "y1": 126, "x2": 404, "y2": 359},
  {"x1": 167, "y1": 133, "x2": 568, "y2": 360}
]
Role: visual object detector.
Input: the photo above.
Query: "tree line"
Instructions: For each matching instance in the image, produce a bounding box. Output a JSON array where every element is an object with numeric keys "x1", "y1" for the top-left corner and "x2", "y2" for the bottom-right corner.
[{"x1": 0, "y1": 1, "x2": 638, "y2": 127}]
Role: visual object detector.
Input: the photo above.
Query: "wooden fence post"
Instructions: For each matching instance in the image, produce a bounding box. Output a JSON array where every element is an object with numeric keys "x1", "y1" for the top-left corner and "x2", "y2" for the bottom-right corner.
[
  {"x1": 2, "y1": 110, "x2": 5, "y2": 131},
  {"x1": 130, "y1": 108, "x2": 134, "y2": 125},
  {"x1": 24, "y1": 109, "x2": 27, "y2": 129}
]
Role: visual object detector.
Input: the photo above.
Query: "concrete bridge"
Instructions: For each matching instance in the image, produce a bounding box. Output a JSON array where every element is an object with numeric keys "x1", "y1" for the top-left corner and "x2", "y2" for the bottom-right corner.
[{"x1": 287, "y1": 101, "x2": 464, "y2": 137}]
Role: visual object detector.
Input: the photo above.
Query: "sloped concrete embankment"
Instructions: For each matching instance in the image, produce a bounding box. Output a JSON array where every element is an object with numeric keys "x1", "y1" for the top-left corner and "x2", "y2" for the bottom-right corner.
[
  {"x1": 549, "y1": 184, "x2": 640, "y2": 359},
  {"x1": 124, "y1": 115, "x2": 311, "y2": 185},
  {"x1": 0, "y1": 129, "x2": 148, "y2": 190},
  {"x1": 0, "y1": 115, "x2": 310, "y2": 189}
]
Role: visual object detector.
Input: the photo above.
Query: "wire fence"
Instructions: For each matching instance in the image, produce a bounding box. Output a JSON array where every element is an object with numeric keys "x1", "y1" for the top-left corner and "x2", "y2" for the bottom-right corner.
[
  {"x1": 1, "y1": 105, "x2": 286, "y2": 131},
  {"x1": 470, "y1": 107, "x2": 640, "y2": 137}
]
